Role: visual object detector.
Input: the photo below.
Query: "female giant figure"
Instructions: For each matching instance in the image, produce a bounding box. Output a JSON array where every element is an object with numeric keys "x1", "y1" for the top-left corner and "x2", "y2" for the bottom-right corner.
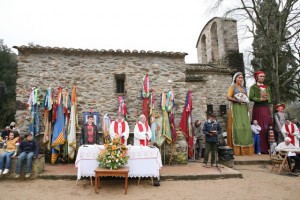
[{"x1": 227, "y1": 72, "x2": 254, "y2": 155}]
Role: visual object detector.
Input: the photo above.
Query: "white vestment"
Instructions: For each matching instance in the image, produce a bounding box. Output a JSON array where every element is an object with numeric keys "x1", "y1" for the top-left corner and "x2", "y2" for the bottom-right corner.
[
  {"x1": 133, "y1": 121, "x2": 152, "y2": 146},
  {"x1": 109, "y1": 120, "x2": 129, "y2": 145},
  {"x1": 281, "y1": 123, "x2": 300, "y2": 147}
]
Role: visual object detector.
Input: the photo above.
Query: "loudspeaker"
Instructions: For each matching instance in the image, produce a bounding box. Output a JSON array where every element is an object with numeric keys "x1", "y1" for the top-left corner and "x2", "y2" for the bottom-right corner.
[
  {"x1": 220, "y1": 105, "x2": 227, "y2": 115},
  {"x1": 207, "y1": 104, "x2": 213, "y2": 114}
]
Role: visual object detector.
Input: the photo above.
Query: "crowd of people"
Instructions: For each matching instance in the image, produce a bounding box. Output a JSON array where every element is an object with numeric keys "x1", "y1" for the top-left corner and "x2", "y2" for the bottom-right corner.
[
  {"x1": 0, "y1": 122, "x2": 39, "y2": 178},
  {"x1": 1, "y1": 70, "x2": 299, "y2": 177},
  {"x1": 193, "y1": 70, "x2": 300, "y2": 173}
]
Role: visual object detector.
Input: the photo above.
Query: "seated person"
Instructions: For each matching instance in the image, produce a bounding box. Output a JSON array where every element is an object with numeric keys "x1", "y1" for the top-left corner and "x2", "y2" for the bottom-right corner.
[
  {"x1": 134, "y1": 114, "x2": 152, "y2": 146},
  {"x1": 15, "y1": 133, "x2": 39, "y2": 178},
  {"x1": 275, "y1": 137, "x2": 300, "y2": 173},
  {"x1": 109, "y1": 112, "x2": 129, "y2": 145},
  {"x1": 0, "y1": 132, "x2": 20, "y2": 175},
  {"x1": 80, "y1": 115, "x2": 99, "y2": 145}
]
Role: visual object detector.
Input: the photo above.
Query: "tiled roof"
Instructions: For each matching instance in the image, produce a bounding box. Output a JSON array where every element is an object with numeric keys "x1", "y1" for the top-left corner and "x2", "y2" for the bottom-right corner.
[{"x1": 13, "y1": 45, "x2": 188, "y2": 58}]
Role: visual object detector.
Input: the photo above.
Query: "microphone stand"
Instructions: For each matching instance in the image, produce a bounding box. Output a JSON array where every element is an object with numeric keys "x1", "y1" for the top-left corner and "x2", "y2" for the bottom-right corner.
[{"x1": 214, "y1": 133, "x2": 224, "y2": 172}]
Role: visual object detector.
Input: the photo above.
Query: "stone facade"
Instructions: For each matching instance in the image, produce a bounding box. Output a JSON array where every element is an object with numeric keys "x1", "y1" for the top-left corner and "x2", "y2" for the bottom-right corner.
[
  {"x1": 14, "y1": 47, "x2": 232, "y2": 133},
  {"x1": 13, "y1": 17, "x2": 244, "y2": 164}
]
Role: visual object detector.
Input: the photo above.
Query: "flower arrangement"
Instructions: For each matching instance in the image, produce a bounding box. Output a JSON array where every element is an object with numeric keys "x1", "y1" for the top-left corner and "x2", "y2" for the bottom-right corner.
[{"x1": 97, "y1": 136, "x2": 129, "y2": 170}]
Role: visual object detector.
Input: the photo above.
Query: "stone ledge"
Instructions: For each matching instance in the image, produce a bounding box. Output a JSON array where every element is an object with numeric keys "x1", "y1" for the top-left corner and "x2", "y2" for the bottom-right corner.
[
  {"x1": 37, "y1": 172, "x2": 243, "y2": 181},
  {"x1": 161, "y1": 173, "x2": 243, "y2": 181},
  {"x1": 0, "y1": 154, "x2": 45, "y2": 179},
  {"x1": 234, "y1": 160, "x2": 271, "y2": 165}
]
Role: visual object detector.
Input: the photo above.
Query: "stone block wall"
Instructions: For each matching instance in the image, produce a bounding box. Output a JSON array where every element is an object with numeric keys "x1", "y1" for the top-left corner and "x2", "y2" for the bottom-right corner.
[
  {"x1": 15, "y1": 48, "x2": 232, "y2": 134},
  {"x1": 0, "y1": 154, "x2": 45, "y2": 179},
  {"x1": 13, "y1": 46, "x2": 233, "y2": 164},
  {"x1": 185, "y1": 65, "x2": 233, "y2": 130},
  {"x1": 15, "y1": 50, "x2": 190, "y2": 132}
]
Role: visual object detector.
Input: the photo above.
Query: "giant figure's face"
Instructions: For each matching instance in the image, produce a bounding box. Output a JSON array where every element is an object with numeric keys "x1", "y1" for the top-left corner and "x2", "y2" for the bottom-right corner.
[
  {"x1": 257, "y1": 73, "x2": 265, "y2": 83},
  {"x1": 235, "y1": 75, "x2": 243, "y2": 85}
]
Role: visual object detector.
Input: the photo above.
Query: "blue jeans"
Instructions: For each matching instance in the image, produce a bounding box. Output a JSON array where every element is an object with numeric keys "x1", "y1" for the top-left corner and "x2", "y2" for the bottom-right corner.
[
  {"x1": 15, "y1": 152, "x2": 34, "y2": 174},
  {"x1": 253, "y1": 134, "x2": 261, "y2": 154},
  {"x1": 0, "y1": 151, "x2": 15, "y2": 169}
]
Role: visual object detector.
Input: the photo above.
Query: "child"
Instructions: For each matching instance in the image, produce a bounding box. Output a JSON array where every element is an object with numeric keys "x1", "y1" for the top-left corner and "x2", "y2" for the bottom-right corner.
[
  {"x1": 15, "y1": 132, "x2": 39, "y2": 178},
  {"x1": 267, "y1": 124, "x2": 277, "y2": 155},
  {"x1": 80, "y1": 115, "x2": 99, "y2": 145},
  {"x1": 0, "y1": 132, "x2": 20, "y2": 175}
]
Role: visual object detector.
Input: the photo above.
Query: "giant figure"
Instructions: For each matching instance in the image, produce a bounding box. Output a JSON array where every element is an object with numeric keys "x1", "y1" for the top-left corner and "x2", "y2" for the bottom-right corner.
[
  {"x1": 227, "y1": 72, "x2": 254, "y2": 155},
  {"x1": 249, "y1": 71, "x2": 272, "y2": 154}
]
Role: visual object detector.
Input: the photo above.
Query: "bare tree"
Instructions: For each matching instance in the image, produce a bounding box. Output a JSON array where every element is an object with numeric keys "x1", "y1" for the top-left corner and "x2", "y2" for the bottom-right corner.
[{"x1": 211, "y1": 0, "x2": 300, "y2": 105}]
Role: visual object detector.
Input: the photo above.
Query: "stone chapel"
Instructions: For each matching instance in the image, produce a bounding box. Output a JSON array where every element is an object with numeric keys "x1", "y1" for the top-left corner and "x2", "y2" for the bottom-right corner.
[{"x1": 13, "y1": 17, "x2": 244, "y2": 151}]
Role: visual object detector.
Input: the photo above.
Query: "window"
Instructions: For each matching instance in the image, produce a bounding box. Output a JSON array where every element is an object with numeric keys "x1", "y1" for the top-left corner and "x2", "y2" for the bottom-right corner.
[{"x1": 115, "y1": 74, "x2": 125, "y2": 93}]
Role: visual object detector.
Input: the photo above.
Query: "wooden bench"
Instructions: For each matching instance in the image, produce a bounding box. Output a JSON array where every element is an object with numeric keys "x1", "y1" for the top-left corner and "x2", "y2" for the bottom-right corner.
[{"x1": 0, "y1": 153, "x2": 45, "y2": 179}]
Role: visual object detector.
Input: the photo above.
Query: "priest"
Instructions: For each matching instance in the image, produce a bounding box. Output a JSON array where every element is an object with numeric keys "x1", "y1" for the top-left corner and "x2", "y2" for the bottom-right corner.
[
  {"x1": 281, "y1": 118, "x2": 300, "y2": 147},
  {"x1": 109, "y1": 112, "x2": 129, "y2": 145},
  {"x1": 134, "y1": 114, "x2": 152, "y2": 146}
]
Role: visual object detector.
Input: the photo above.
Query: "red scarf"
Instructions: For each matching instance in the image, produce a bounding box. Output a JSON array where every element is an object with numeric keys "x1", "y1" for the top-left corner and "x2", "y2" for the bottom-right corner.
[
  {"x1": 258, "y1": 84, "x2": 266, "y2": 89},
  {"x1": 285, "y1": 123, "x2": 295, "y2": 145},
  {"x1": 114, "y1": 120, "x2": 126, "y2": 144},
  {"x1": 137, "y1": 122, "x2": 149, "y2": 146}
]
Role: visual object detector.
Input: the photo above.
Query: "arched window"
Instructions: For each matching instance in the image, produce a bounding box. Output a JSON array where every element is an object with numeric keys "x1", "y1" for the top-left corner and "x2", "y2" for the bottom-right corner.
[
  {"x1": 210, "y1": 22, "x2": 219, "y2": 62},
  {"x1": 201, "y1": 34, "x2": 207, "y2": 63}
]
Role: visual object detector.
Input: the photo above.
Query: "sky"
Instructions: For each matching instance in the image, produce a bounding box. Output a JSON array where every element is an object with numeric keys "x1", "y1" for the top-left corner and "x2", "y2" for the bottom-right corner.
[
  {"x1": 0, "y1": 0, "x2": 254, "y2": 83},
  {"x1": 0, "y1": 0, "x2": 251, "y2": 59}
]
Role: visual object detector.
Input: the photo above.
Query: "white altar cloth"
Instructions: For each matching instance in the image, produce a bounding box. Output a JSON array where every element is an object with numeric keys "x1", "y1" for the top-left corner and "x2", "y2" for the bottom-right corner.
[{"x1": 75, "y1": 145, "x2": 162, "y2": 179}]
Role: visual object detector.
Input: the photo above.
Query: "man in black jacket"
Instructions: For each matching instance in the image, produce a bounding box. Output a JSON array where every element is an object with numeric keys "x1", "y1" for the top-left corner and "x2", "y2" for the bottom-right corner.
[
  {"x1": 202, "y1": 113, "x2": 222, "y2": 167},
  {"x1": 80, "y1": 115, "x2": 99, "y2": 145},
  {"x1": 15, "y1": 133, "x2": 39, "y2": 178}
]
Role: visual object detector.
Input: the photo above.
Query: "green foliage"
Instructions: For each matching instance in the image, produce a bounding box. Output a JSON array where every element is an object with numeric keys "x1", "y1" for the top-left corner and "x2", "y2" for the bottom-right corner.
[
  {"x1": 0, "y1": 39, "x2": 17, "y2": 127},
  {"x1": 212, "y1": 0, "x2": 300, "y2": 104},
  {"x1": 250, "y1": 0, "x2": 300, "y2": 103}
]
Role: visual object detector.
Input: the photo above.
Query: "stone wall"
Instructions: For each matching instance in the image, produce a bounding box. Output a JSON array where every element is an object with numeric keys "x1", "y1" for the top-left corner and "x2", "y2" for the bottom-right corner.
[
  {"x1": 15, "y1": 47, "x2": 232, "y2": 134},
  {"x1": 15, "y1": 49, "x2": 185, "y2": 133},
  {"x1": 185, "y1": 64, "x2": 232, "y2": 130},
  {"x1": 13, "y1": 46, "x2": 233, "y2": 164}
]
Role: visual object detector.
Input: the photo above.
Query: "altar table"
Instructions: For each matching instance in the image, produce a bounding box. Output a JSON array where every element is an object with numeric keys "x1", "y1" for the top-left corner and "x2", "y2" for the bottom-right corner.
[
  {"x1": 94, "y1": 167, "x2": 129, "y2": 194},
  {"x1": 75, "y1": 145, "x2": 162, "y2": 179}
]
